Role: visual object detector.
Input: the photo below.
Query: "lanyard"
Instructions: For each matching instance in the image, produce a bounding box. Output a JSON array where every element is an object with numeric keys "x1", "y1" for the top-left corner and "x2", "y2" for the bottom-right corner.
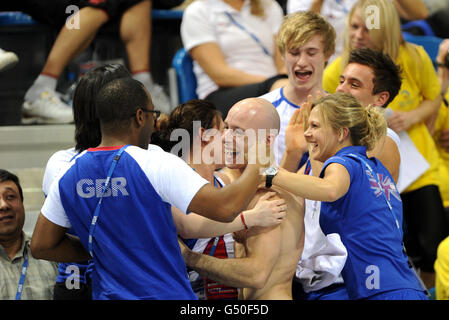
[
  {"x1": 88, "y1": 145, "x2": 129, "y2": 258},
  {"x1": 224, "y1": 12, "x2": 271, "y2": 57},
  {"x1": 15, "y1": 249, "x2": 29, "y2": 300},
  {"x1": 209, "y1": 175, "x2": 222, "y2": 256},
  {"x1": 335, "y1": 0, "x2": 349, "y2": 14}
]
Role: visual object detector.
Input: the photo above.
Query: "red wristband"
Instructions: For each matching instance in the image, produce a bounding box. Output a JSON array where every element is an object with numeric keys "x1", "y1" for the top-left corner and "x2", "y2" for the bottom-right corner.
[{"x1": 240, "y1": 213, "x2": 248, "y2": 233}]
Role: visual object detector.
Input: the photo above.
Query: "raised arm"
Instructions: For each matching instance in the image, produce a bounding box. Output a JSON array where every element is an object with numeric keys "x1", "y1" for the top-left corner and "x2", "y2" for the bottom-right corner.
[
  {"x1": 280, "y1": 107, "x2": 308, "y2": 172},
  {"x1": 392, "y1": 0, "x2": 429, "y2": 21},
  {"x1": 174, "y1": 191, "x2": 287, "y2": 239}
]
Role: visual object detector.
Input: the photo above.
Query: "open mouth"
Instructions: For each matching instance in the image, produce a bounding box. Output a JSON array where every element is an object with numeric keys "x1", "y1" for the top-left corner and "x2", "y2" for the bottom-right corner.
[{"x1": 295, "y1": 70, "x2": 312, "y2": 82}]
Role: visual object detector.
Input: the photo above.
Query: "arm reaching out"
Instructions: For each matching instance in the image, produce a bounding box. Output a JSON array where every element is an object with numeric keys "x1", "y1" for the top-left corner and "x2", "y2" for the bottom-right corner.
[
  {"x1": 174, "y1": 191, "x2": 287, "y2": 239},
  {"x1": 179, "y1": 223, "x2": 281, "y2": 289}
]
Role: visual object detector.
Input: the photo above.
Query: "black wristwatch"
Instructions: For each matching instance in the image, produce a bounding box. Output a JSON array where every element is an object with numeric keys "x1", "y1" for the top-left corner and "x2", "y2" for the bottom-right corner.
[{"x1": 265, "y1": 166, "x2": 278, "y2": 188}]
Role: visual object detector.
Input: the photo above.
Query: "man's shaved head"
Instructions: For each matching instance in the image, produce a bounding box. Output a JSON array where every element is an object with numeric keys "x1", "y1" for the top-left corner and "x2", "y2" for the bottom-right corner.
[{"x1": 226, "y1": 98, "x2": 280, "y2": 133}]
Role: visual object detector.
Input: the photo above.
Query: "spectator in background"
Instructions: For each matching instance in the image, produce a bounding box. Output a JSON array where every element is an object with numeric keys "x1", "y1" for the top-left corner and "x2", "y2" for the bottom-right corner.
[
  {"x1": 435, "y1": 236, "x2": 449, "y2": 299},
  {"x1": 0, "y1": 0, "x2": 178, "y2": 124},
  {"x1": 287, "y1": 0, "x2": 358, "y2": 63},
  {"x1": 431, "y1": 39, "x2": 449, "y2": 219},
  {"x1": 323, "y1": 0, "x2": 449, "y2": 289},
  {"x1": 260, "y1": 10, "x2": 336, "y2": 166},
  {"x1": 0, "y1": 169, "x2": 57, "y2": 300},
  {"x1": 394, "y1": 0, "x2": 449, "y2": 39},
  {"x1": 180, "y1": 0, "x2": 289, "y2": 117}
]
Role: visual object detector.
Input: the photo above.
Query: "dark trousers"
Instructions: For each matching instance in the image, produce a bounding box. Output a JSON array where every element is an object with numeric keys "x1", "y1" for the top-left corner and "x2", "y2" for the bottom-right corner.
[
  {"x1": 402, "y1": 185, "x2": 449, "y2": 272},
  {"x1": 53, "y1": 280, "x2": 92, "y2": 300}
]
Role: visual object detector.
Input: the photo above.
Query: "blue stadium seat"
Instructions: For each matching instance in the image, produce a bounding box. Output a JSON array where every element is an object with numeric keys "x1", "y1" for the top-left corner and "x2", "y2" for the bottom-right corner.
[
  {"x1": 0, "y1": 10, "x2": 183, "y2": 26},
  {"x1": 401, "y1": 19, "x2": 435, "y2": 37},
  {"x1": 171, "y1": 48, "x2": 197, "y2": 104},
  {"x1": 402, "y1": 32, "x2": 443, "y2": 69},
  {"x1": 0, "y1": 12, "x2": 38, "y2": 26}
]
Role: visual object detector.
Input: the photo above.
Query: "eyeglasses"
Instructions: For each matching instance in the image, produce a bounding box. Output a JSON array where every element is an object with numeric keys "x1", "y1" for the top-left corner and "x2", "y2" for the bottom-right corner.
[
  {"x1": 141, "y1": 109, "x2": 161, "y2": 119},
  {"x1": 130, "y1": 108, "x2": 161, "y2": 119}
]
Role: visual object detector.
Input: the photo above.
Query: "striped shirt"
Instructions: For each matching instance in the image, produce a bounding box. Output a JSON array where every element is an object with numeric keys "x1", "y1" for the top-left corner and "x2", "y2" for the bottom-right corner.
[{"x1": 0, "y1": 233, "x2": 58, "y2": 300}]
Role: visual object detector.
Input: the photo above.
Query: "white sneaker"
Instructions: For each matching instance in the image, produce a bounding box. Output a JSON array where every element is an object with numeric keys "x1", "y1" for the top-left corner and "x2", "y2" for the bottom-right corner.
[
  {"x1": 22, "y1": 90, "x2": 74, "y2": 124},
  {"x1": 147, "y1": 83, "x2": 172, "y2": 114},
  {"x1": 0, "y1": 49, "x2": 19, "y2": 72}
]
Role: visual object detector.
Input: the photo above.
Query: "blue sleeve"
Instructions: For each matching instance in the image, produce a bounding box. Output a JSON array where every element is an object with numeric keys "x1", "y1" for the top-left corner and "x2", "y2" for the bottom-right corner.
[{"x1": 319, "y1": 155, "x2": 354, "y2": 183}]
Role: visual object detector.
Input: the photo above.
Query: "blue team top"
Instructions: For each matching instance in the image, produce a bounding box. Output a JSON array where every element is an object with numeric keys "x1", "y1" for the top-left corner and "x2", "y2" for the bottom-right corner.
[
  {"x1": 319, "y1": 146, "x2": 422, "y2": 299},
  {"x1": 56, "y1": 146, "x2": 198, "y2": 300}
]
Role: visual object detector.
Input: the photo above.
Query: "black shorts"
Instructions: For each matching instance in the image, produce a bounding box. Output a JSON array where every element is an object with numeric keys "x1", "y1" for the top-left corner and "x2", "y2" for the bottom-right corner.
[
  {"x1": 79, "y1": 0, "x2": 144, "y2": 21},
  {"x1": 53, "y1": 280, "x2": 92, "y2": 300},
  {"x1": 0, "y1": 0, "x2": 151, "y2": 29},
  {"x1": 402, "y1": 185, "x2": 449, "y2": 272},
  {"x1": 0, "y1": 0, "x2": 75, "y2": 29}
]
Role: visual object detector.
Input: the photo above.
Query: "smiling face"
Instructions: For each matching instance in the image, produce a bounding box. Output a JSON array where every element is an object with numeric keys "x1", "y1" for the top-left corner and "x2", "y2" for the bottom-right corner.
[
  {"x1": 0, "y1": 180, "x2": 25, "y2": 243},
  {"x1": 222, "y1": 99, "x2": 277, "y2": 169},
  {"x1": 304, "y1": 106, "x2": 340, "y2": 162},
  {"x1": 222, "y1": 106, "x2": 252, "y2": 169},
  {"x1": 336, "y1": 63, "x2": 376, "y2": 106},
  {"x1": 349, "y1": 8, "x2": 376, "y2": 50},
  {"x1": 284, "y1": 34, "x2": 327, "y2": 95}
]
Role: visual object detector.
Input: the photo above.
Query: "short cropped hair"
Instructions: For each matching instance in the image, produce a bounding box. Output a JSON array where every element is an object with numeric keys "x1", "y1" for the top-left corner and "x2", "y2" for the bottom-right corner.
[
  {"x1": 95, "y1": 77, "x2": 150, "y2": 133},
  {"x1": 348, "y1": 48, "x2": 402, "y2": 107},
  {"x1": 277, "y1": 11, "x2": 336, "y2": 59},
  {"x1": 0, "y1": 169, "x2": 23, "y2": 202}
]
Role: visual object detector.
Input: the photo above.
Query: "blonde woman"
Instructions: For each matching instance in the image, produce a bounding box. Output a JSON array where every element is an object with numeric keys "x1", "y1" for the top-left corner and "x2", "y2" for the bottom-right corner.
[
  {"x1": 181, "y1": 0, "x2": 288, "y2": 116},
  {"x1": 323, "y1": 0, "x2": 449, "y2": 289},
  {"x1": 270, "y1": 92, "x2": 428, "y2": 300}
]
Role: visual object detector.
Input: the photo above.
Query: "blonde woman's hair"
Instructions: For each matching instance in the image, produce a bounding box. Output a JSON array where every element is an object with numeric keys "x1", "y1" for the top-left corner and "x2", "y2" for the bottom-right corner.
[
  {"x1": 307, "y1": 92, "x2": 387, "y2": 151},
  {"x1": 341, "y1": 0, "x2": 413, "y2": 66},
  {"x1": 277, "y1": 11, "x2": 336, "y2": 60},
  {"x1": 250, "y1": 0, "x2": 265, "y2": 17}
]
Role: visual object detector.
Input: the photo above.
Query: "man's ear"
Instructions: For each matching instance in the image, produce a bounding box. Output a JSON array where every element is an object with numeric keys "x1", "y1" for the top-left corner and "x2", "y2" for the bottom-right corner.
[
  {"x1": 374, "y1": 91, "x2": 390, "y2": 107},
  {"x1": 135, "y1": 109, "x2": 145, "y2": 127}
]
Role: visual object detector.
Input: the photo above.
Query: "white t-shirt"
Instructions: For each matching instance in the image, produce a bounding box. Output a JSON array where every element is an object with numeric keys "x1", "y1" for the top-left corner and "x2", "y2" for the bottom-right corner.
[
  {"x1": 42, "y1": 147, "x2": 78, "y2": 196},
  {"x1": 42, "y1": 145, "x2": 209, "y2": 228},
  {"x1": 260, "y1": 87, "x2": 300, "y2": 165},
  {"x1": 287, "y1": 0, "x2": 358, "y2": 63},
  {"x1": 181, "y1": 0, "x2": 284, "y2": 98}
]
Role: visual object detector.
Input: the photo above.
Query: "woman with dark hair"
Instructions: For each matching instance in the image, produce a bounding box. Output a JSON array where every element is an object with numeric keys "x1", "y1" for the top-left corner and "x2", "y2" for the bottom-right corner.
[
  {"x1": 155, "y1": 99, "x2": 287, "y2": 300},
  {"x1": 42, "y1": 63, "x2": 131, "y2": 300}
]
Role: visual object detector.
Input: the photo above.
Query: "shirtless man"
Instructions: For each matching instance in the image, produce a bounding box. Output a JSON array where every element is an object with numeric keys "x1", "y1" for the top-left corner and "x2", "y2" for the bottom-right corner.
[{"x1": 180, "y1": 98, "x2": 305, "y2": 300}]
